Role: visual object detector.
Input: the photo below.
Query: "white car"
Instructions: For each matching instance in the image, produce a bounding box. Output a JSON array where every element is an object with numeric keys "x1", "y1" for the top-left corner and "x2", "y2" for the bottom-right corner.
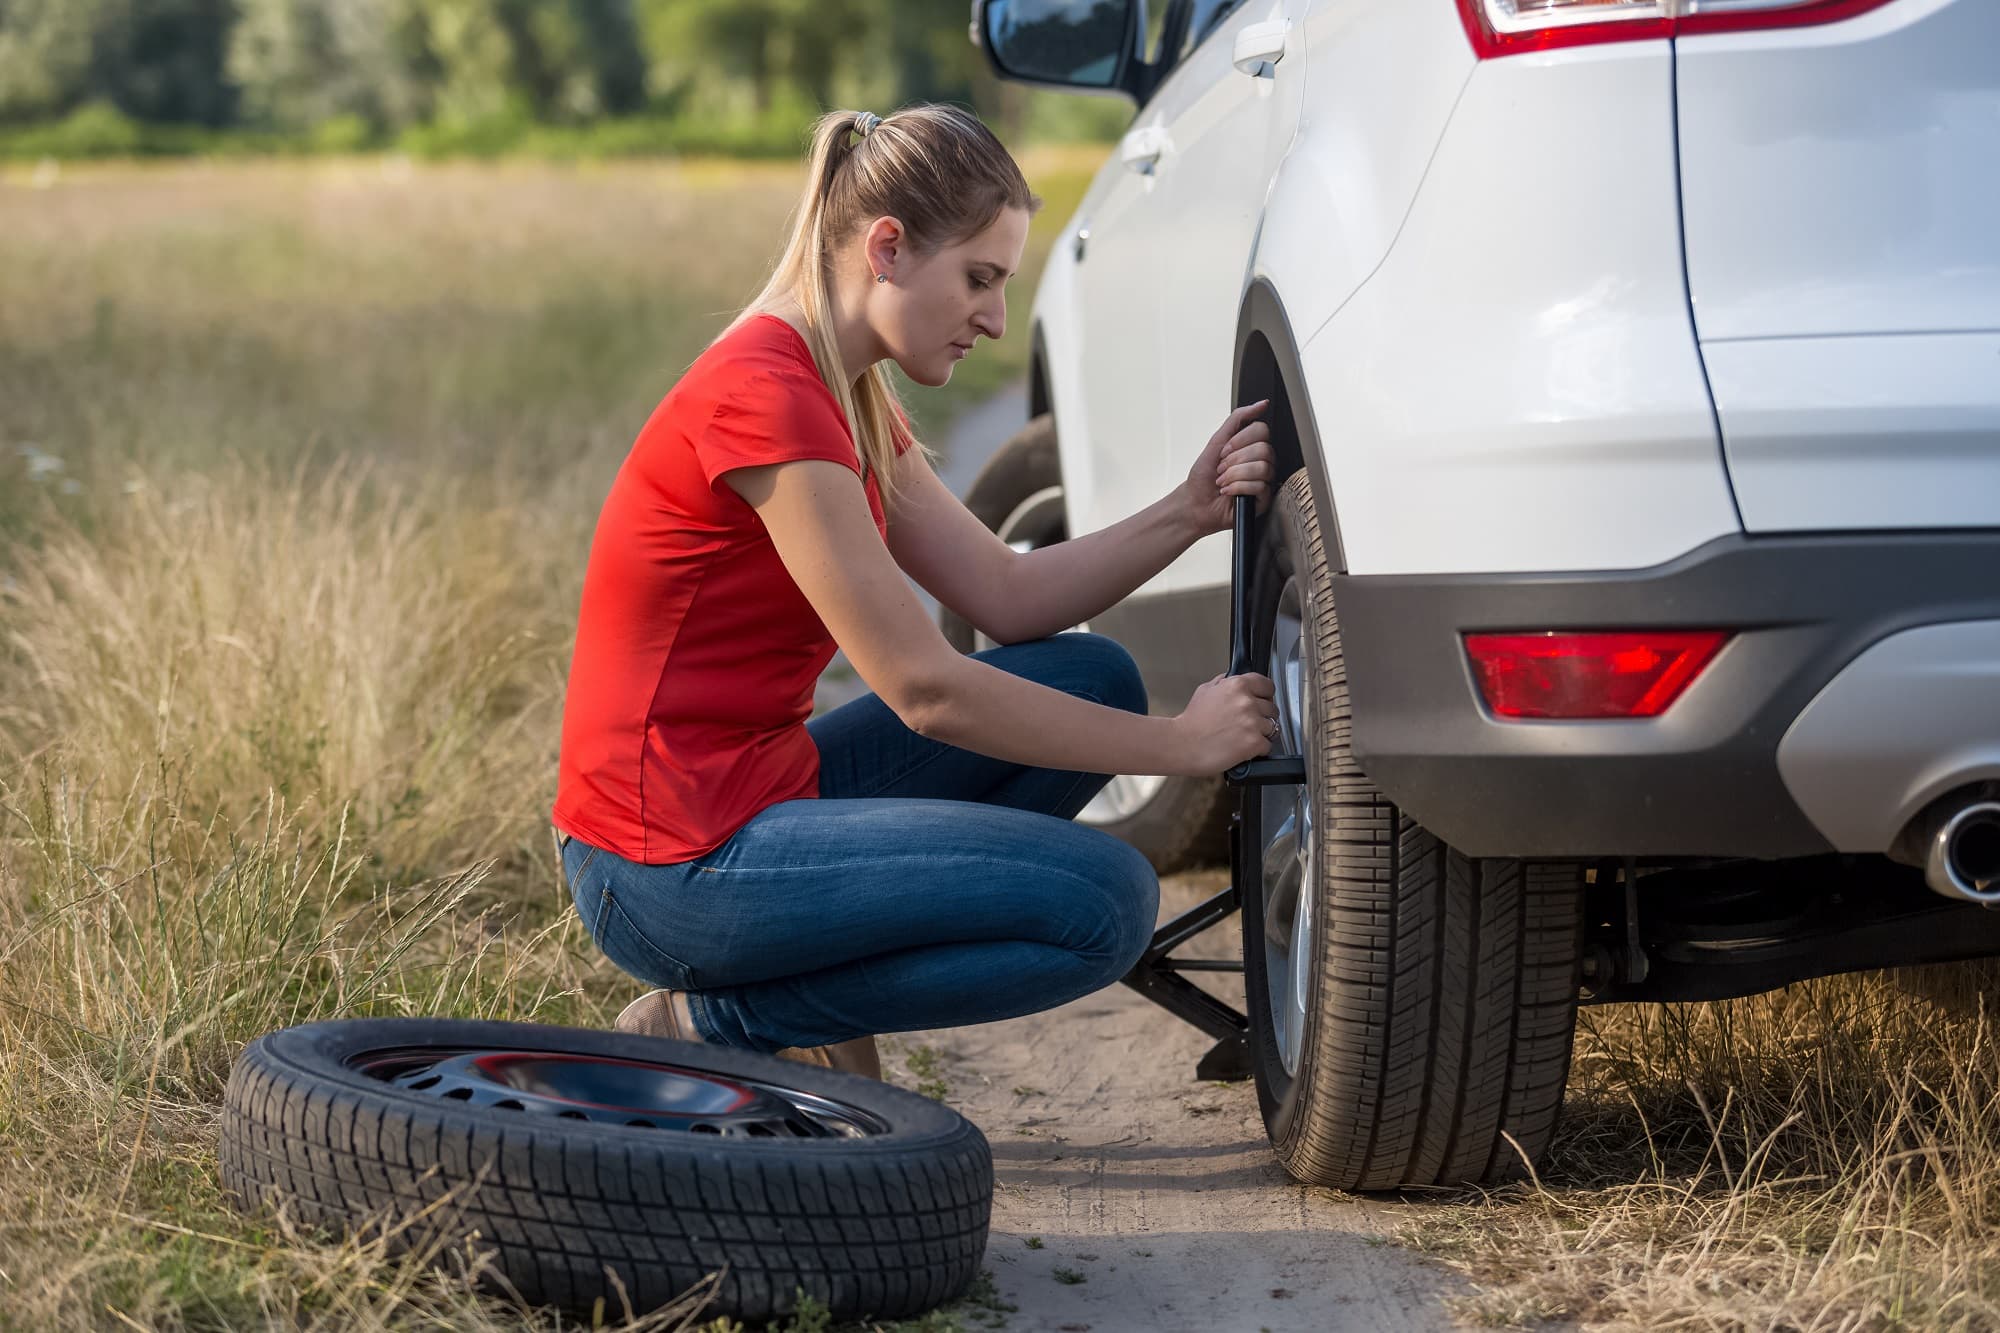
[{"x1": 963, "y1": 0, "x2": 2000, "y2": 1190}]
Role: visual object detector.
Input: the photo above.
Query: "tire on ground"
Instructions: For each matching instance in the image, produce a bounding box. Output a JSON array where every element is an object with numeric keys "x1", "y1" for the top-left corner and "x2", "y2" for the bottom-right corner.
[
  {"x1": 940, "y1": 412, "x2": 1231, "y2": 874},
  {"x1": 219, "y1": 1018, "x2": 992, "y2": 1322},
  {"x1": 1240, "y1": 471, "x2": 1586, "y2": 1189}
]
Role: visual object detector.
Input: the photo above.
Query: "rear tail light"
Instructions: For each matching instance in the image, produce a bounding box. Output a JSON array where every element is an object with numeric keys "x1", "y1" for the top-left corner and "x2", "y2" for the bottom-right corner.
[
  {"x1": 1456, "y1": 0, "x2": 1900, "y2": 57},
  {"x1": 1463, "y1": 630, "x2": 1730, "y2": 719}
]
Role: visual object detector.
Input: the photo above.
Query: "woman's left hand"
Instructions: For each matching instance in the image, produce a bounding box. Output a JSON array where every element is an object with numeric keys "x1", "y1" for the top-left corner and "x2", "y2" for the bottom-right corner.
[{"x1": 1177, "y1": 399, "x2": 1275, "y2": 536}]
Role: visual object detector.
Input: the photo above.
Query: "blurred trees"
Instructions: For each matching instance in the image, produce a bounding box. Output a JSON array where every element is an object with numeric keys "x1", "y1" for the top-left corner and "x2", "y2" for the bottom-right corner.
[
  {"x1": 0, "y1": 0, "x2": 1120, "y2": 146},
  {"x1": 1, "y1": 0, "x2": 235, "y2": 124}
]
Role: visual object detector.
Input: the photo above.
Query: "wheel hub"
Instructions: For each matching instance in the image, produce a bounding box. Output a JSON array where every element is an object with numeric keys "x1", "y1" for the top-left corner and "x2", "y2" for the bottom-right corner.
[
  {"x1": 353, "y1": 1048, "x2": 889, "y2": 1139},
  {"x1": 1260, "y1": 576, "x2": 1314, "y2": 1078}
]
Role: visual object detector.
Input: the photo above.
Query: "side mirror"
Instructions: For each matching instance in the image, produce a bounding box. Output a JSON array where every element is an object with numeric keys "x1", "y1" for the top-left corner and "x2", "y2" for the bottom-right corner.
[{"x1": 972, "y1": 0, "x2": 1143, "y2": 98}]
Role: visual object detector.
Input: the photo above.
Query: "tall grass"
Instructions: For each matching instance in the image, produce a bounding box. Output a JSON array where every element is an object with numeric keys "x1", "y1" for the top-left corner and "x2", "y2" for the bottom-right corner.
[
  {"x1": 0, "y1": 463, "x2": 608, "y2": 1325},
  {"x1": 8, "y1": 149, "x2": 2000, "y2": 1331},
  {"x1": 0, "y1": 153, "x2": 1099, "y2": 1329},
  {"x1": 3, "y1": 462, "x2": 583, "y2": 880},
  {"x1": 1407, "y1": 967, "x2": 2000, "y2": 1330}
]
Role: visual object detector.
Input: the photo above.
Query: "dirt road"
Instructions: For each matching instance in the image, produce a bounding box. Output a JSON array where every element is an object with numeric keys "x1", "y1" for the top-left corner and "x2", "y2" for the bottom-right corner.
[{"x1": 882, "y1": 867, "x2": 1483, "y2": 1333}]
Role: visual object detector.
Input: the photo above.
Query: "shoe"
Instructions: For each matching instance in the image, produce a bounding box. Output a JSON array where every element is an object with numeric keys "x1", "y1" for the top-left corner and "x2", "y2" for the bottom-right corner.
[
  {"x1": 618, "y1": 990, "x2": 881, "y2": 1080},
  {"x1": 776, "y1": 1035, "x2": 882, "y2": 1081},
  {"x1": 616, "y1": 988, "x2": 698, "y2": 1041}
]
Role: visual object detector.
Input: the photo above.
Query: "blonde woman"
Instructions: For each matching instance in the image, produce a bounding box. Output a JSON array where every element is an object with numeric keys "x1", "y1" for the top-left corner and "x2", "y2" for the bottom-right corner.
[{"x1": 552, "y1": 104, "x2": 1276, "y2": 1079}]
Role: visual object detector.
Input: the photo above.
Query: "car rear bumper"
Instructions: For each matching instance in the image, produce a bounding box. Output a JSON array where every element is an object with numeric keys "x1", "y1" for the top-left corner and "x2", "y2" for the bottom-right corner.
[{"x1": 1333, "y1": 530, "x2": 2000, "y2": 859}]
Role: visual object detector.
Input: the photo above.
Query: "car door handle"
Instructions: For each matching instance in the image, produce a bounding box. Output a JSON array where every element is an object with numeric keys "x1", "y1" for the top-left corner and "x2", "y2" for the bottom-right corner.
[
  {"x1": 1232, "y1": 17, "x2": 1290, "y2": 78},
  {"x1": 1119, "y1": 126, "x2": 1170, "y2": 175}
]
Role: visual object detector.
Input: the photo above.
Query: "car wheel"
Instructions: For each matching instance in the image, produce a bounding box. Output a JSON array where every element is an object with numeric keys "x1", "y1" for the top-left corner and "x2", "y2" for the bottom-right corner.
[
  {"x1": 1239, "y1": 471, "x2": 1586, "y2": 1189},
  {"x1": 220, "y1": 1018, "x2": 991, "y2": 1321},
  {"x1": 940, "y1": 412, "x2": 1231, "y2": 874}
]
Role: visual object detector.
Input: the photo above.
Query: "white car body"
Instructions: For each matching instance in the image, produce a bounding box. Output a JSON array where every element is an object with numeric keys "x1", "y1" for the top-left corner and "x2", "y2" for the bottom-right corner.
[{"x1": 1008, "y1": 0, "x2": 2000, "y2": 874}]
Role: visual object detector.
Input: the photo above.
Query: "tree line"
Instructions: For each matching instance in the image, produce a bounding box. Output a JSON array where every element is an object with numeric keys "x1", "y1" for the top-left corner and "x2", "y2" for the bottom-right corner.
[{"x1": 0, "y1": 0, "x2": 1129, "y2": 156}]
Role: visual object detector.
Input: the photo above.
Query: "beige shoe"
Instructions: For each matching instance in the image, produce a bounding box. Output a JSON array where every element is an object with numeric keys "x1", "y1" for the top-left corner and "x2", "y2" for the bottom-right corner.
[
  {"x1": 615, "y1": 989, "x2": 699, "y2": 1041},
  {"x1": 619, "y1": 990, "x2": 880, "y2": 1080},
  {"x1": 775, "y1": 1035, "x2": 882, "y2": 1081}
]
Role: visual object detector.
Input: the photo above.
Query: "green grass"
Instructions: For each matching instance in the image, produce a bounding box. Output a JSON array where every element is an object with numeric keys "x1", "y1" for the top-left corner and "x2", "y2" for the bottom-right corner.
[
  {"x1": 904, "y1": 1044, "x2": 953, "y2": 1102},
  {"x1": 0, "y1": 97, "x2": 1131, "y2": 165}
]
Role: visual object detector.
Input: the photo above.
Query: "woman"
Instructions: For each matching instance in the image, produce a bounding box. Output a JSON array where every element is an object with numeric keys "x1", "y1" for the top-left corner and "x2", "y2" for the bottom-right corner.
[{"x1": 552, "y1": 104, "x2": 1277, "y2": 1080}]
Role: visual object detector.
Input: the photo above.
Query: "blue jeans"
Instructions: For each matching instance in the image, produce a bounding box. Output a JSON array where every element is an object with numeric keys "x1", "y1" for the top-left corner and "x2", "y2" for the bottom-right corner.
[{"x1": 559, "y1": 632, "x2": 1162, "y2": 1052}]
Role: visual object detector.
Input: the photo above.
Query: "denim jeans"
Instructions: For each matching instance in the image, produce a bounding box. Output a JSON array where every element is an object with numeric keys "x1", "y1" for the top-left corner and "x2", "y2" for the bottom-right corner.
[{"x1": 559, "y1": 631, "x2": 1162, "y2": 1052}]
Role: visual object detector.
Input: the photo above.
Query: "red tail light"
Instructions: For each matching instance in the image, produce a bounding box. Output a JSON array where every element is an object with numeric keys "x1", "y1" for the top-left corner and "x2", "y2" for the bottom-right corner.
[
  {"x1": 1456, "y1": 0, "x2": 1901, "y2": 58},
  {"x1": 1464, "y1": 630, "x2": 1730, "y2": 719}
]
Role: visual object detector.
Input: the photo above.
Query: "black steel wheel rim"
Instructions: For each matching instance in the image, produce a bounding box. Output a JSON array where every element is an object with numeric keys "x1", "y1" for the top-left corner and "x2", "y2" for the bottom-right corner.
[{"x1": 350, "y1": 1047, "x2": 891, "y2": 1139}]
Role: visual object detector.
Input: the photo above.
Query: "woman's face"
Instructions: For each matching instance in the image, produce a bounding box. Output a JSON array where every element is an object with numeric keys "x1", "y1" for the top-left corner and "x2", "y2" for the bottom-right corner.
[{"x1": 868, "y1": 206, "x2": 1031, "y2": 387}]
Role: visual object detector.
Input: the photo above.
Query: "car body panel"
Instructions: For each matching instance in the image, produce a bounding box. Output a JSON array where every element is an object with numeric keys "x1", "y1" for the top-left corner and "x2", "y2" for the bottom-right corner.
[
  {"x1": 1677, "y1": 0, "x2": 2000, "y2": 531},
  {"x1": 1004, "y1": 0, "x2": 1997, "y2": 863},
  {"x1": 1148, "y1": 0, "x2": 1312, "y2": 595},
  {"x1": 1778, "y1": 618, "x2": 2000, "y2": 855},
  {"x1": 1294, "y1": 42, "x2": 1739, "y2": 577},
  {"x1": 1702, "y1": 331, "x2": 2000, "y2": 531},
  {"x1": 1250, "y1": 0, "x2": 1474, "y2": 345},
  {"x1": 1066, "y1": 120, "x2": 1173, "y2": 555}
]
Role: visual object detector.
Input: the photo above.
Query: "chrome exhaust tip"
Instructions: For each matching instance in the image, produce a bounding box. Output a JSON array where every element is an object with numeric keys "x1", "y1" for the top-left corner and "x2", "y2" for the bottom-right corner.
[{"x1": 1926, "y1": 800, "x2": 2000, "y2": 905}]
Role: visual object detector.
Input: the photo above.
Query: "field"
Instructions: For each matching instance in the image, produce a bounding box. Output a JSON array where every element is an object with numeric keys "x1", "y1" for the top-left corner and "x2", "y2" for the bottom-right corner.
[{"x1": 4, "y1": 154, "x2": 2000, "y2": 1332}]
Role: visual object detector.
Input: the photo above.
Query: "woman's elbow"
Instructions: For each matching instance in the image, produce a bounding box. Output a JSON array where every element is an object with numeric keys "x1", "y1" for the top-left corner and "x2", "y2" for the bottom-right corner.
[{"x1": 887, "y1": 661, "x2": 960, "y2": 739}]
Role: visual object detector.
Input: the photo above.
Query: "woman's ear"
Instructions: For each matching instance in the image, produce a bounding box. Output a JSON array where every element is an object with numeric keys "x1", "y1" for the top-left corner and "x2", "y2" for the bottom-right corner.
[{"x1": 865, "y1": 216, "x2": 905, "y2": 283}]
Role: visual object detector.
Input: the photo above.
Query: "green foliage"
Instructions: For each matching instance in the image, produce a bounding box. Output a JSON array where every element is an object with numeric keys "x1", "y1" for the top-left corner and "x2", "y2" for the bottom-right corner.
[
  {"x1": 14, "y1": 99, "x2": 143, "y2": 154},
  {"x1": 92, "y1": 0, "x2": 238, "y2": 124},
  {"x1": 0, "y1": 0, "x2": 1129, "y2": 158},
  {"x1": 0, "y1": 0, "x2": 108, "y2": 120}
]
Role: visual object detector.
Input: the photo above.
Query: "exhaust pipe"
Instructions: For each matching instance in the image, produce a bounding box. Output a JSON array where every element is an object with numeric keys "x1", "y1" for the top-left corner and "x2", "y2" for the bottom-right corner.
[{"x1": 1924, "y1": 800, "x2": 2000, "y2": 905}]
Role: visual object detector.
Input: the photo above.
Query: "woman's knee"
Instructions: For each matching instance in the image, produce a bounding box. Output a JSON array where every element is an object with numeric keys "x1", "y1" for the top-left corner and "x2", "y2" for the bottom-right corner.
[
  {"x1": 978, "y1": 631, "x2": 1148, "y2": 716},
  {"x1": 1063, "y1": 632, "x2": 1148, "y2": 717},
  {"x1": 1057, "y1": 835, "x2": 1159, "y2": 979},
  {"x1": 1109, "y1": 843, "x2": 1160, "y2": 972}
]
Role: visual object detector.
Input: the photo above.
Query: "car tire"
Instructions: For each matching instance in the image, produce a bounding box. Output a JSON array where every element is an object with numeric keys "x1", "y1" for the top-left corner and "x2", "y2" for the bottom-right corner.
[
  {"x1": 940, "y1": 412, "x2": 1231, "y2": 875},
  {"x1": 1238, "y1": 471, "x2": 1586, "y2": 1189},
  {"x1": 219, "y1": 1018, "x2": 992, "y2": 1322}
]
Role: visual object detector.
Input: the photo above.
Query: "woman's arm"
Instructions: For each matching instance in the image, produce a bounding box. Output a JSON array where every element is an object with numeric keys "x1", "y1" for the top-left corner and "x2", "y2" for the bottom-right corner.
[
  {"x1": 980, "y1": 401, "x2": 1274, "y2": 642},
  {"x1": 886, "y1": 402, "x2": 1275, "y2": 645},
  {"x1": 1000, "y1": 490, "x2": 1209, "y2": 643},
  {"x1": 725, "y1": 457, "x2": 1264, "y2": 776}
]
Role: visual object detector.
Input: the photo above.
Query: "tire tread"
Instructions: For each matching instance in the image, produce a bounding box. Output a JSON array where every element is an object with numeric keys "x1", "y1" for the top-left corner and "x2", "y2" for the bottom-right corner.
[
  {"x1": 1255, "y1": 472, "x2": 1584, "y2": 1190},
  {"x1": 219, "y1": 1025, "x2": 990, "y2": 1321}
]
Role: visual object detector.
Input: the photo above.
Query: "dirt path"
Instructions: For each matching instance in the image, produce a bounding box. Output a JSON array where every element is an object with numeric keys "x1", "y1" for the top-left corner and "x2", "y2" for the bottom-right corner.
[{"x1": 882, "y1": 868, "x2": 1485, "y2": 1333}]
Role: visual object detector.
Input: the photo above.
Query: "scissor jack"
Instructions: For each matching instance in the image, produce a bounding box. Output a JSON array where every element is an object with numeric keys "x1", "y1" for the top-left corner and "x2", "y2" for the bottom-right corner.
[{"x1": 1118, "y1": 495, "x2": 1305, "y2": 1081}]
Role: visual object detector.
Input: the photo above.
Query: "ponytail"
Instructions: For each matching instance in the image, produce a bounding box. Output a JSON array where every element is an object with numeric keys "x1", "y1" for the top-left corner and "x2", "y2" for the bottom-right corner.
[{"x1": 725, "y1": 105, "x2": 1040, "y2": 515}]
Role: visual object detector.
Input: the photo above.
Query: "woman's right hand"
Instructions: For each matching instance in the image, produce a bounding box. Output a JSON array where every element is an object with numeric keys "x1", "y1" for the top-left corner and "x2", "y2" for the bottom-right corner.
[{"x1": 1171, "y1": 671, "x2": 1280, "y2": 775}]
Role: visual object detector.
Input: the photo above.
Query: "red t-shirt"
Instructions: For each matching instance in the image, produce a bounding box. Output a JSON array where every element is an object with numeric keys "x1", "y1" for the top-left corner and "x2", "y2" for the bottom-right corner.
[{"x1": 552, "y1": 313, "x2": 913, "y2": 863}]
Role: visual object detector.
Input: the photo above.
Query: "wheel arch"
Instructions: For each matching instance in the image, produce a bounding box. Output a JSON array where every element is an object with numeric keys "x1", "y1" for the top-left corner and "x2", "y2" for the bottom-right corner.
[
  {"x1": 1234, "y1": 278, "x2": 1346, "y2": 574},
  {"x1": 1028, "y1": 321, "x2": 1053, "y2": 423}
]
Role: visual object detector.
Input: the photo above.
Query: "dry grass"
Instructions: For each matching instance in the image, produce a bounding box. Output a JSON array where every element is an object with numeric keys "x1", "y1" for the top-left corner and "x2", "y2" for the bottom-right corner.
[
  {"x1": 15, "y1": 150, "x2": 1991, "y2": 1333},
  {"x1": 0, "y1": 152, "x2": 1099, "y2": 1330},
  {"x1": 1404, "y1": 965, "x2": 2000, "y2": 1330}
]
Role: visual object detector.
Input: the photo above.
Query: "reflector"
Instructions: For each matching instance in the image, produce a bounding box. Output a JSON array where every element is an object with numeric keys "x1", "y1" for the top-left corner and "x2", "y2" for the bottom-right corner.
[{"x1": 1463, "y1": 630, "x2": 1730, "y2": 719}]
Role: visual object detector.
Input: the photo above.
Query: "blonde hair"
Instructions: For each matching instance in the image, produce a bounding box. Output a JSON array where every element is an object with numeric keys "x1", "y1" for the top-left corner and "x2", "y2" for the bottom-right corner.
[{"x1": 724, "y1": 104, "x2": 1042, "y2": 514}]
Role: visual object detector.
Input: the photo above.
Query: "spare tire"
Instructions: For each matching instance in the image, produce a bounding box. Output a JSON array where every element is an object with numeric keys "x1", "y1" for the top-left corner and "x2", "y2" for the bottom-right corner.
[{"x1": 219, "y1": 1018, "x2": 992, "y2": 1322}]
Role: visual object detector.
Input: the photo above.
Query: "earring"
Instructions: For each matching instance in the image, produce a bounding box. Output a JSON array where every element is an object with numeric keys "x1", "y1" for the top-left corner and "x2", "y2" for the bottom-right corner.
[{"x1": 874, "y1": 272, "x2": 888, "y2": 284}]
